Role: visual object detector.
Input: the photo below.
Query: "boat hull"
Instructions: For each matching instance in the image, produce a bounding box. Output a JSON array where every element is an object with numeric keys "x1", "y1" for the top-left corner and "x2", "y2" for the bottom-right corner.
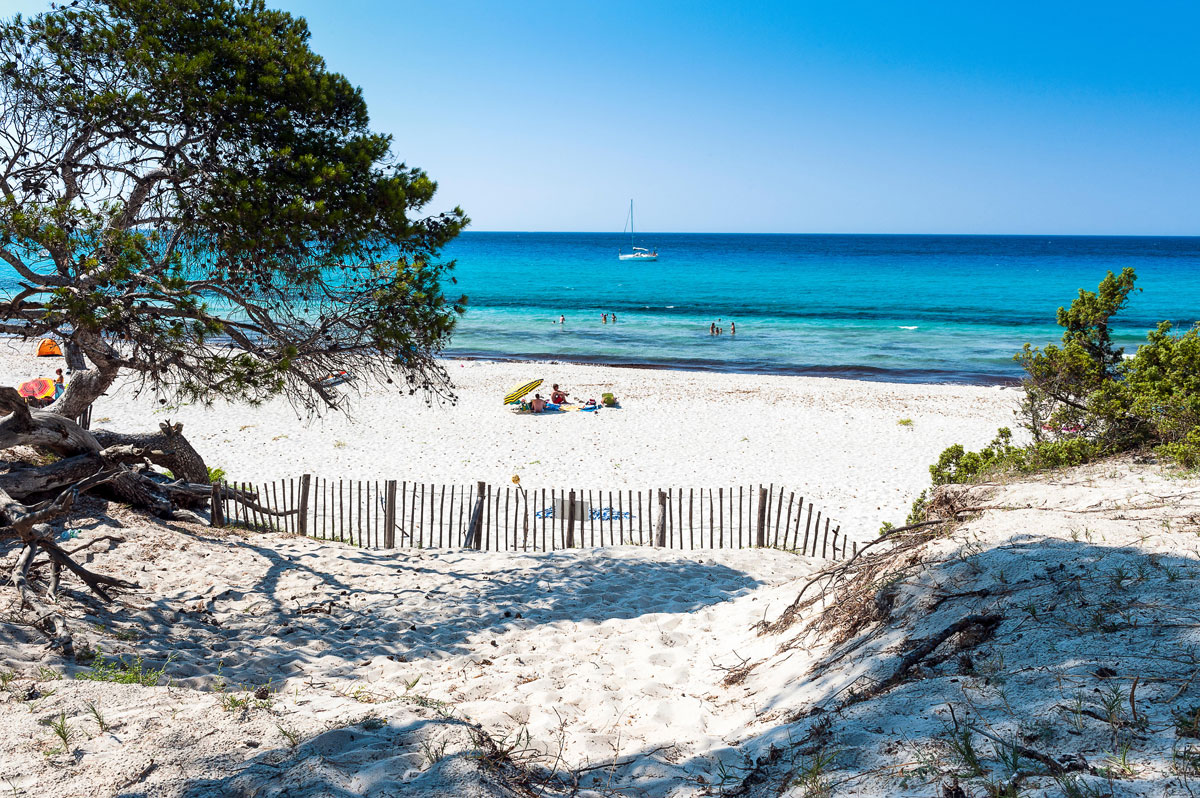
[{"x1": 618, "y1": 253, "x2": 658, "y2": 261}]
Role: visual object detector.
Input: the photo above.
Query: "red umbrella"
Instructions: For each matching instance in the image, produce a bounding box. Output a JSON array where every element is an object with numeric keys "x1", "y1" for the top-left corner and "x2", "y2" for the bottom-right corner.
[{"x1": 18, "y1": 378, "x2": 56, "y2": 401}]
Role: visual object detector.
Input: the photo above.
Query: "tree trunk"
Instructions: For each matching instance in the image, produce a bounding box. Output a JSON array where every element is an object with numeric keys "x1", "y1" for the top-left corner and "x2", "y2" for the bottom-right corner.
[
  {"x1": 46, "y1": 361, "x2": 119, "y2": 420},
  {"x1": 0, "y1": 394, "x2": 101, "y2": 455},
  {"x1": 0, "y1": 447, "x2": 148, "y2": 499},
  {"x1": 93, "y1": 421, "x2": 209, "y2": 483}
]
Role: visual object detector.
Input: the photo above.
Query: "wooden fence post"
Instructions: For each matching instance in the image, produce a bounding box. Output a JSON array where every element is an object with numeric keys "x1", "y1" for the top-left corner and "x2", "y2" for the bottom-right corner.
[
  {"x1": 465, "y1": 481, "x2": 486, "y2": 550},
  {"x1": 383, "y1": 480, "x2": 398, "y2": 548},
  {"x1": 566, "y1": 490, "x2": 576, "y2": 548},
  {"x1": 297, "y1": 474, "x2": 312, "y2": 538},
  {"x1": 755, "y1": 486, "x2": 768, "y2": 547},
  {"x1": 210, "y1": 482, "x2": 224, "y2": 528},
  {"x1": 654, "y1": 490, "x2": 667, "y2": 547}
]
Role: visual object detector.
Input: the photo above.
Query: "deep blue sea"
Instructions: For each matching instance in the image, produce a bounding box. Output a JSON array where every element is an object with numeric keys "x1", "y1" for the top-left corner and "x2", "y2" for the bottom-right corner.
[{"x1": 440, "y1": 233, "x2": 1200, "y2": 384}]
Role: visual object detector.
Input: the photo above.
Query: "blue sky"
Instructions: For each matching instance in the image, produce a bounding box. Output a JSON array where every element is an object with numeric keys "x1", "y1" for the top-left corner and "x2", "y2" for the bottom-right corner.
[{"x1": 8, "y1": 1, "x2": 1200, "y2": 234}]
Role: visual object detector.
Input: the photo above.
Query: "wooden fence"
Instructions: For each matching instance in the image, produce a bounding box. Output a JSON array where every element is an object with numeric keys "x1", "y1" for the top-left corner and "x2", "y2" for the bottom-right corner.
[{"x1": 213, "y1": 478, "x2": 853, "y2": 560}]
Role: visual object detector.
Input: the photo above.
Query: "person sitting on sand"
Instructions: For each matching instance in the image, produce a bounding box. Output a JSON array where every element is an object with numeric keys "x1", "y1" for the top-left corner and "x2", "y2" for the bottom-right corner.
[
  {"x1": 530, "y1": 394, "x2": 547, "y2": 413},
  {"x1": 550, "y1": 384, "x2": 569, "y2": 404}
]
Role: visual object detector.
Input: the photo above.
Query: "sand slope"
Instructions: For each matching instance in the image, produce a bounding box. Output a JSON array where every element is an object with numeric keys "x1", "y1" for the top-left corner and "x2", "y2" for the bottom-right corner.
[
  {"x1": 0, "y1": 506, "x2": 818, "y2": 797},
  {"x1": 3, "y1": 459, "x2": 1199, "y2": 796}
]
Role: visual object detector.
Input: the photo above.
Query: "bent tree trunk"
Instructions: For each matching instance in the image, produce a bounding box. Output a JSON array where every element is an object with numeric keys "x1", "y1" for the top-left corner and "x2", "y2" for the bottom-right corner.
[
  {"x1": 0, "y1": 384, "x2": 232, "y2": 653},
  {"x1": 94, "y1": 422, "x2": 210, "y2": 484},
  {"x1": 46, "y1": 339, "x2": 120, "y2": 421},
  {"x1": 45, "y1": 364, "x2": 119, "y2": 420}
]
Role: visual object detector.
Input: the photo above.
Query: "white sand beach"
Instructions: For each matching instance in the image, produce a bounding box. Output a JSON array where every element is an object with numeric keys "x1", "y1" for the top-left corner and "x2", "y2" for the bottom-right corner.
[
  {"x1": 0, "y1": 342, "x2": 1022, "y2": 540},
  {"x1": 1, "y1": 452, "x2": 1197, "y2": 797},
  {"x1": 20, "y1": 342, "x2": 1200, "y2": 797}
]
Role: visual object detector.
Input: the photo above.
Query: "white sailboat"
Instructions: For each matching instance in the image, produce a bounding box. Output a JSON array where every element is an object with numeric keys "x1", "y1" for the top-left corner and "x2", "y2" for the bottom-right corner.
[{"x1": 618, "y1": 199, "x2": 658, "y2": 261}]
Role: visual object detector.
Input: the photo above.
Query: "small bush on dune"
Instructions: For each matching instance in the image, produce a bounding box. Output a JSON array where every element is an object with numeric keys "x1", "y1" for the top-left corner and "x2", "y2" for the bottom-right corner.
[{"x1": 897, "y1": 268, "x2": 1200, "y2": 526}]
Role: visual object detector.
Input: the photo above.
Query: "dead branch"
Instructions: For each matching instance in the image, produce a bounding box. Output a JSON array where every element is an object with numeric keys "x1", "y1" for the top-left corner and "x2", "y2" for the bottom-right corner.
[{"x1": 858, "y1": 614, "x2": 1003, "y2": 701}]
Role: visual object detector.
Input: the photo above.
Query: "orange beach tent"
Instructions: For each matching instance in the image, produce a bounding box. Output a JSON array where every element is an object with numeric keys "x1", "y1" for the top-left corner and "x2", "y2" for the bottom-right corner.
[{"x1": 35, "y1": 339, "x2": 61, "y2": 357}]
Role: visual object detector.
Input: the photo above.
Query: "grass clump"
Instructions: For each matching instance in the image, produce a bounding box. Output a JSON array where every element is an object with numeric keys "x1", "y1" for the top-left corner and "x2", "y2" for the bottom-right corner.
[
  {"x1": 897, "y1": 418, "x2": 914, "y2": 427},
  {"x1": 75, "y1": 655, "x2": 170, "y2": 687},
  {"x1": 85, "y1": 701, "x2": 111, "y2": 733},
  {"x1": 42, "y1": 712, "x2": 75, "y2": 753},
  {"x1": 1174, "y1": 705, "x2": 1200, "y2": 738},
  {"x1": 277, "y1": 724, "x2": 302, "y2": 748}
]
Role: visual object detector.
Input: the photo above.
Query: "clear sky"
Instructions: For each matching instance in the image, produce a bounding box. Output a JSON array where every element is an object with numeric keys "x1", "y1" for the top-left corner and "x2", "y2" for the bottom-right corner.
[{"x1": 7, "y1": 1, "x2": 1200, "y2": 234}]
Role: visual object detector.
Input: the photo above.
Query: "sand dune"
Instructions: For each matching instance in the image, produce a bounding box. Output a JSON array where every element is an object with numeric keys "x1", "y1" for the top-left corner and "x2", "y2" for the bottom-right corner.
[{"x1": 2, "y1": 458, "x2": 1198, "y2": 796}]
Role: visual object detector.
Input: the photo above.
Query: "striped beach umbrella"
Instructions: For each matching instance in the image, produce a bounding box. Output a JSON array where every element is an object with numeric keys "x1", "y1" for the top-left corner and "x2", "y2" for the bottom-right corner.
[
  {"x1": 18, "y1": 378, "x2": 56, "y2": 401},
  {"x1": 504, "y1": 379, "x2": 542, "y2": 405}
]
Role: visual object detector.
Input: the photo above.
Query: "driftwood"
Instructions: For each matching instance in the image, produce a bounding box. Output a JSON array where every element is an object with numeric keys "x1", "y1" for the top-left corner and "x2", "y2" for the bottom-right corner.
[
  {"x1": 861, "y1": 613, "x2": 1003, "y2": 700},
  {"x1": 0, "y1": 386, "x2": 269, "y2": 654},
  {"x1": 0, "y1": 472, "x2": 138, "y2": 653}
]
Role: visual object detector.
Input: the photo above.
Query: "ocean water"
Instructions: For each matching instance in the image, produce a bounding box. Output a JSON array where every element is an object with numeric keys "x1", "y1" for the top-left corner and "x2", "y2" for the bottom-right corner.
[
  {"x1": 441, "y1": 233, "x2": 1200, "y2": 384},
  {"x1": 3, "y1": 234, "x2": 1196, "y2": 385}
]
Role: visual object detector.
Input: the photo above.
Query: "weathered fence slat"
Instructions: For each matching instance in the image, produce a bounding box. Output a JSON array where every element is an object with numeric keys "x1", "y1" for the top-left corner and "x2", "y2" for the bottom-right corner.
[
  {"x1": 654, "y1": 490, "x2": 667, "y2": 547},
  {"x1": 566, "y1": 490, "x2": 576, "y2": 549},
  {"x1": 254, "y1": 476, "x2": 846, "y2": 559},
  {"x1": 755, "y1": 486, "x2": 767, "y2": 547},
  {"x1": 297, "y1": 475, "x2": 311, "y2": 538}
]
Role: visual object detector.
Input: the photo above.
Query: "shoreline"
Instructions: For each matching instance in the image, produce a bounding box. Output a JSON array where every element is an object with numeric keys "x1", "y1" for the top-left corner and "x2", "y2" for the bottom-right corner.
[
  {"x1": 444, "y1": 349, "x2": 1023, "y2": 386},
  {"x1": 0, "y1": 346, "x2": 1023, "y2": 538}
]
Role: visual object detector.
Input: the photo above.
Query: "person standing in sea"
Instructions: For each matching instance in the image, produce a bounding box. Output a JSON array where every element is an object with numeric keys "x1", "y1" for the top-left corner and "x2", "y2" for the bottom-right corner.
[
  {"x1": 730, "y1": 320, "x2": 735, "y2": 335},
  {"x1": 612, "y1": 312, "x2": 618, "y2": 323},
  {"x1": 559, "y1": 314, "x2": 565, "y2": 325},
  {"x1": 602, "y1": 313, "x2": 607, "y2": 324}
]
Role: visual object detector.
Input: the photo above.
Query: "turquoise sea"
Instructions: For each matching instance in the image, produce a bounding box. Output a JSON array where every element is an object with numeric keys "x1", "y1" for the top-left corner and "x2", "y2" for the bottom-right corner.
[
  {"x1": 442, "y1": 233, "x2": 1200, "y2": 384},
  {"x1": 2, "y1": 234, "x2": 1196, "y2": 385}
]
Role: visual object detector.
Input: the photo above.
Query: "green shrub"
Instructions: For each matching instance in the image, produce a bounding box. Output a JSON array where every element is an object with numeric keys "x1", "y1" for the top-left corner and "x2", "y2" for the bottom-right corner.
[
  {"x1": 930, "y1": 428, "x2": 1022, "y2": 485},
  {"x1": 1159, "y1": 428, "x2": 1200, "y2": 470},
  {"x1": 893, "y1": 269, "x2": 1199, "y2": 530},
  {"x1": 929, "y1": 269, "x2": 1200, "y2": 488}
]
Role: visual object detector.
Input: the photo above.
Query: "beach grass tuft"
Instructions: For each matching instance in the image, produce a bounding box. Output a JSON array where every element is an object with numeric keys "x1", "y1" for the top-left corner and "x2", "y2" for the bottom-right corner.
[
  {"x1": 76, "y1": 655, "x2": 170, "y2": 687},
  {"x1": 43, "y1": 712, "x2": 74, "y2": 752},
  {"x1": 85, "y1": 701, "x2": 111, "y2": 733}
]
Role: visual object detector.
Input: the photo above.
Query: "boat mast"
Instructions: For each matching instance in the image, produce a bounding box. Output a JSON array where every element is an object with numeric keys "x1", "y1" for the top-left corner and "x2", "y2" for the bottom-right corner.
[{"x1": 629, "y1": 199, "x2": 635, "y2": 248}]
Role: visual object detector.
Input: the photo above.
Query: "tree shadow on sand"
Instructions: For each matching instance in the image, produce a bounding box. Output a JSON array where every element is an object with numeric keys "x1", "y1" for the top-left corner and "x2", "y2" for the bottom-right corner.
[
  {"x1": 157, "y1": 534, "x2": 1200, "y2": 797},
  {"x1": 69, "y1": 527, "x2": 768, "y2": 691},
  {"x1": 571, "y1": 534, "x2": 1200, "y2": 796}
]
